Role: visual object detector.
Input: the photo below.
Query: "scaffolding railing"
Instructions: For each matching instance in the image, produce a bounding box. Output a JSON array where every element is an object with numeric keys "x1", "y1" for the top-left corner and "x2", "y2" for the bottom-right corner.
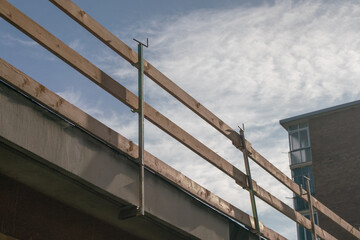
[{"x1": 1, "y1": 0, "x2": 359, "y2": 239}]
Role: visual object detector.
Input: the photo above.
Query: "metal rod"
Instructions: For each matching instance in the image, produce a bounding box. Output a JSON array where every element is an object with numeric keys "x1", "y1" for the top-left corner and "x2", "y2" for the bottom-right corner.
[
  {"x1": 137, "y1": 41, "x2": 145, "y2": 216},
  {"x1": 304, "y1": 176, "x2": 317, "y2": 240},
  {"x1": 239, "y1": 127, "x2": 261, "y2": 239}
]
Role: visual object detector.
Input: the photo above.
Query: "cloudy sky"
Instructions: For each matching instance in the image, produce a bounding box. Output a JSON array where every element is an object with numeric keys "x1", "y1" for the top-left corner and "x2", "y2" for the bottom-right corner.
[{"x1": 1, "y1": 0, "x2": 360, "y2": 239}]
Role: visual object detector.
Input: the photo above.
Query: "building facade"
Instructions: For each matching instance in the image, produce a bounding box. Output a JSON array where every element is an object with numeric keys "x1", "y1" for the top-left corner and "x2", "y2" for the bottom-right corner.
[{"x1": 280, "y1": 101, "x2": 360, "y2": 240}]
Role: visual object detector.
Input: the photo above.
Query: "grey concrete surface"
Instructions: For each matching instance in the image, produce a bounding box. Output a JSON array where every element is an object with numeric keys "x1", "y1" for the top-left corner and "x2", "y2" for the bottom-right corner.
[{"x1": 0, "y1": 81, "x2": 256, "y2": 240}]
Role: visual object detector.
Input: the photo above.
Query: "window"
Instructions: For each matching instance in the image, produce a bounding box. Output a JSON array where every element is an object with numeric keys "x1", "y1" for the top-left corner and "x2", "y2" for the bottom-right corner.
[
  {"x1": 288, "y1": 123, "x2": 312, "y2": 165},
  {"x1": 292, "y1": 166, "x2": 315, "y2": 193},
  {"x1": 297, "y1": 212, "x2": 319, "y2": 240},
  {"x1": 292, "y1": 166, "x2": 315, "y2": 211}
]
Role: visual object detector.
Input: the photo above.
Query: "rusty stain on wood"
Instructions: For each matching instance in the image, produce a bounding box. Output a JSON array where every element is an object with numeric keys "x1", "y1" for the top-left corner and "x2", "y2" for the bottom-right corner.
[{"x1": 55, "y1": 98, "x2": 64, "y2": 108}]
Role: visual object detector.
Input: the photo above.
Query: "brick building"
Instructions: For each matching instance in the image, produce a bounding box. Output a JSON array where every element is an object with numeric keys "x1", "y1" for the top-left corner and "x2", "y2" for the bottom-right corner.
[{"x1": 280, "y1": 101, "x2": 360, "y2": 240}]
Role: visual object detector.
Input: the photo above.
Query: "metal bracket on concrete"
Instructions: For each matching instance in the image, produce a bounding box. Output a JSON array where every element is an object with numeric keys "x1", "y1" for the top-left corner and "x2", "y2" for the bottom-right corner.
[{"x1": 118, "y1": 205, "x2": 140, "y2": 220}]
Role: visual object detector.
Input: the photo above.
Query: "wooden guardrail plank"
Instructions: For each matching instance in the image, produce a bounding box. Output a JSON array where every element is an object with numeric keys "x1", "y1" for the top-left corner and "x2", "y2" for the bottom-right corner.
[
  {"x1": 47, "y1": 1, "x2": 360, "y2": 238},
  {"x1": 0, "y1": 2, "x2": 337, "y2": 239},
  {"x1": 252, "y1": 184, "x2": 336, "y2": 240},
  {"x1": 250, "y1": 144, "x2": 360, "y2": 238},
  {"x1": 0, "y1": 0, "x2": 247, "y2": 187},
  {"x1": 0, "y1": 57, "x2": 286, "y2": 240},
  {"x1": 48, "y1": 0, "x2": 242, "y2": 147}
]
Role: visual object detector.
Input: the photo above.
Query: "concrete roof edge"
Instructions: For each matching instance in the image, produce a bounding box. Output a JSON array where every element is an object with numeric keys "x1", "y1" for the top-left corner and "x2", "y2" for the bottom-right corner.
[{"x1": 279, "y1": 99, "x2": 360, "y2": 129}]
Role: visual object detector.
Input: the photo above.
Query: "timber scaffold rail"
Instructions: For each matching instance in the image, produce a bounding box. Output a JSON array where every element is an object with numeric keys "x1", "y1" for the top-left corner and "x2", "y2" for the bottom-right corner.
[{"x1": 0, "y1": 0, "x2": 359, "y2": 239}]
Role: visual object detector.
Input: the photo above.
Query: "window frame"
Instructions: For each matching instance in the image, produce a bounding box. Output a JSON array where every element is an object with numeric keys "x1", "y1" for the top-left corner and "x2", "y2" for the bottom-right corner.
[
  {"x1": 297, "y1": 212, "x2": 320, "y2": 240},
  {"x1": 288, "y1": 123, "x2": 312, "y2": 165}
]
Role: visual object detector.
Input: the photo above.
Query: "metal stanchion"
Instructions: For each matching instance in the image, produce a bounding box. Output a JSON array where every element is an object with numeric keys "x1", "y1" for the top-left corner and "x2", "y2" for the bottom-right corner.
[
  {"x1": 239, "y1": 125, "x2": 261, "y2": 240},
  {"x1": 304, "y1": 176, "x2": 317, "y2": 240}
]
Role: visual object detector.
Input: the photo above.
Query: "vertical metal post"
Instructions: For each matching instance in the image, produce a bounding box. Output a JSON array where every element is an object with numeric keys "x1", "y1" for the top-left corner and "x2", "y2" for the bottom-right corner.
[
  {"x1": 134, "y1": 38, "x2": 148, "y2": 216},
  {"x1": 138, "y1": 42, "x2": 145, "y2": 216},
  {"x1": 118, "y1": 39, "x2": 148, "y2": 220},
  {"x1": 304, "y1": 176, "x2": 317, "y2": 240},
  {"x1": 239, "y1": 128, "x2": 261, "y2": 240}
]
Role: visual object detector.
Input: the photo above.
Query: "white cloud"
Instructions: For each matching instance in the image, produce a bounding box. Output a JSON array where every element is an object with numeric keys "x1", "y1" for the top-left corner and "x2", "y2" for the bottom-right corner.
[
  {"x1": 1, "y1": 34, "x2": 38, "y2": 47},
  {"x1": 57, "y1": 88, "x2": 138, "y2": 142},
  {"x1": 122, "y1": 0, "x2": 360, "y2": 238},
  {"x1": 0, "y1": 33, "x2": 56, "y2": 61},
  {"x1": 56, "y1": 1, "x2": 360, "y2": 239},
  {"x1": 68, "y1": 39, "x2": 83, "y2": 51}
]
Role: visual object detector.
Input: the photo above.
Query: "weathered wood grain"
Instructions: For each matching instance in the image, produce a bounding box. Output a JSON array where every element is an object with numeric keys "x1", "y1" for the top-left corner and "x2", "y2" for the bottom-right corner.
[
  {"x1": 0, "y1": 0, "x2": 247, "y2": 188},
  {"x1": 47, "y1": 1, "x2": 360, "y2": 238},
  {"x1": 0, "y1": 1, "x2": 346, "y2": 239},
  {"x1": 0, "y1": 57, "x2": 286, "y2": 240}
]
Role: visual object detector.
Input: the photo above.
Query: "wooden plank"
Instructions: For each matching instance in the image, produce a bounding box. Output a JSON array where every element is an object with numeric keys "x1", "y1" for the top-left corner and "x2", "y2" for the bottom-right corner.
[
  {"x1": 0, "y1": 0, "x2": 247, "y2": 188},
  {"x1": 48, "y1": 0, "x2": 242, "y2": 148},
  {"x1": 47, "y1": 1, "x2": 360, "y2": 238},
  {"x1": 251, "y1": 149, "x2": 360, "y2": 238},
  {"x1": 0, "y1": 57, "x2": 286, "y2": 240},
  {"x1": 0, "y1": 3, "x2": 338, "y2": 239},
  {"x1": 251, "y1": 183, "x2": 336, "y2": 240},
  {"x1": 0, "y1": 2, "x2": 339, "y2": 239}
]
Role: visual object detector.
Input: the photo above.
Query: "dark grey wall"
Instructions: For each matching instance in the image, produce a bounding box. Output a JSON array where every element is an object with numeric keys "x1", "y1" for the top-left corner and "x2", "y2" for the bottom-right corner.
[{"x1": 309, "y1": 107, "x2": 360, "y2": 240}]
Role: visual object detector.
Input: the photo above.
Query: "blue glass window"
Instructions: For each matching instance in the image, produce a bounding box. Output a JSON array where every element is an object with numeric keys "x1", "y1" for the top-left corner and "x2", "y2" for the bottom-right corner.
[
  {"x1": 288, "y1": 123, "x2": 312, "y2": 165},
  {"x1": 297, "y1": 213, "x2": 319, "y2": 240},
  {"x1": 292, "y1": 166, "x2": 315, "y2": 211}
]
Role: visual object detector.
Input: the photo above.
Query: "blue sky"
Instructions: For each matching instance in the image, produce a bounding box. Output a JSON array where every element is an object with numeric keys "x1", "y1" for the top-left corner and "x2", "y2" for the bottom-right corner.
[{"x1": 2, "y1": 0, "x2": 360, "y2": 239}]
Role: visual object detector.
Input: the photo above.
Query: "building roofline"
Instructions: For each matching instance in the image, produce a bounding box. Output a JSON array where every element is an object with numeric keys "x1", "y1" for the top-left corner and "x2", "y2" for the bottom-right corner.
[{"x1": 279, "y1": 99, "x2": 360, "y2": 129}]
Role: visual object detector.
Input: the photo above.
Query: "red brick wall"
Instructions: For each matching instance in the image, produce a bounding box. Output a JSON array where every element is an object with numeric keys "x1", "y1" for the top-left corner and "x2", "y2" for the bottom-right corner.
[{"x1": 309, "y1": 107, "x2": 360, "y2": 240}]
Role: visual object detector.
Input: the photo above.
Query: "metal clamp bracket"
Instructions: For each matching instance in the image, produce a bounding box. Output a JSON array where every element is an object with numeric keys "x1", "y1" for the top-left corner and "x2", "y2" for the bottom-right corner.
[{"x1": 133, "y1": 38, "x2": 149, "y2": 48}]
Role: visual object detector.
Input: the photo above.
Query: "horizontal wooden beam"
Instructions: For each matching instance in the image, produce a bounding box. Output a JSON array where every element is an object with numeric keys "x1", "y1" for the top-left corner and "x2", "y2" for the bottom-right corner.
[
  {"x1": 49, "y1": 0, "x2": 244, "y2": 145},
  {"x1": 250, "y1": 137, "x2": 360, "y2": 238},
  {"x1": 0, "y1": 2, "x2": 337, "y2": 239},
  {"x1": 47, "y1": 0, "x2": 360, "y2": 239},
  {"x1": 0, "y1": 57, "x2": 286, "y2": 240},
  {"x1": 0, "y1": 0, "x2": 246, "y2": 187}
]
